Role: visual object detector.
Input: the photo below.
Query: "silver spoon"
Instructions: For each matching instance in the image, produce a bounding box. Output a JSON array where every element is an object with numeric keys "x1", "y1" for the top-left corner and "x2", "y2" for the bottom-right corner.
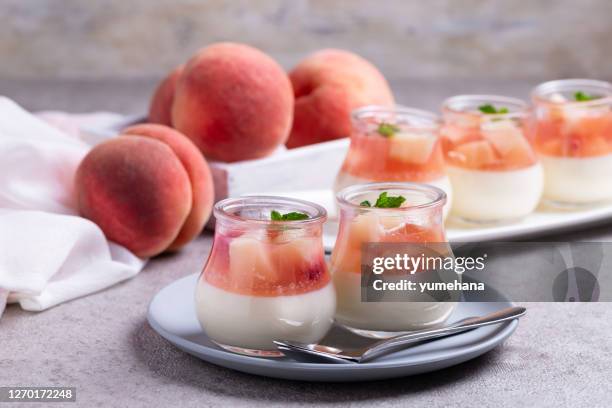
[{"x1": 274, "y1": 306, "x2": 526, "y2": 364}]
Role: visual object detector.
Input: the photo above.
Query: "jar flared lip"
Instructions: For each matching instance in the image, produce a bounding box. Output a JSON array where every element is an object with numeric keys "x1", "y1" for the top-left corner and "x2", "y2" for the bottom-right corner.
[
  {"x1": 352, "y1": 105, "x2": 441, "y2": 131},
  {"x1": 531, "y1": 79, "x2": 612, "y2": 107},
  {"x1": 336, "y1": 182, "x2": 447, "y2": 212},
  {"x1": 214, "y1": 195, "x2": 327, "y2": 226},
  {"x1": 442, "y1": 94, "x2": 528, "y2": 119}
]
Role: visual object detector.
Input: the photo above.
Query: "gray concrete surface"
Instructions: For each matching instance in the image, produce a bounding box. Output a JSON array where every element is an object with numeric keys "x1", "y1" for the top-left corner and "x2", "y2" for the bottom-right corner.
[
  {"x1": 2, "y1": 0, "x2": 612, "y2": 80},
  {"x1": 0, "y1": 79, "x2": 611, "y2": 407}
]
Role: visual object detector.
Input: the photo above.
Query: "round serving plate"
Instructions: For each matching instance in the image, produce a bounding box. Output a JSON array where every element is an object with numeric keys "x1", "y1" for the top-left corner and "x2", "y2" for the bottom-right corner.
[{"x1": 147, "y1": 274, "x2": 519, "y2": 382}]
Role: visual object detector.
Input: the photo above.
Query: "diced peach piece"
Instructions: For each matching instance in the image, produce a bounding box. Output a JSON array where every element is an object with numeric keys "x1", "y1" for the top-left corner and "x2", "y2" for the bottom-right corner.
[
  {"x1": 452, "y1": 140, "x2": 498, "y2": 168},
  {"x1": 383, "y1": 223, "x2": 445, "y2": 243},
  {"x1": 271, "y1": 238, "x2": 322, "y2": 283},
  {"x1": 388, "y1": 132, "x2": 436, "y2": 164},
  {"x1": 482, "y1": 121, "x2": 525, "y2": 155},
  {"x1": 330, "y1": 240, "x2": 359, "y2": 274},
  {"x1": 378, "y1": 215, "x2": 406, "y2": 233},
  {"x1": 273, "y1": 238, "x2": 315, "y2": 267},
  {"x1": 482, "y1": 121, "x2": 535, "y2": 166},
  {"x1": 229, "y1": 237, "x2": 277, "y2": 287},
  {"x1": 568, "y1": 134, "x2": 609, "y2": 157},
  {"x1": 348, "y1": 213, "x2": 380, "y2": 248},
  {"x1": 331, "y1": 213, "x2": 380, "y2": 273},
  {"x1": 441, "y1": 125, "x2": 482, "y2": 155}
]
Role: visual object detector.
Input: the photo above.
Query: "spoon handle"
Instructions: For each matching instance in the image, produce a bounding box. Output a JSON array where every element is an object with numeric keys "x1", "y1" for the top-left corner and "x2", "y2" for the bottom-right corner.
[{"x1": 360, "y1": 306, "x2": 526, "y2": 363}]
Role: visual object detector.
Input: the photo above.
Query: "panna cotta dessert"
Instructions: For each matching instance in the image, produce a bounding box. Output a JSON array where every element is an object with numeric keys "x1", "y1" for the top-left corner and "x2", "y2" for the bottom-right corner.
[
  {"x1": 441, "y1": 95, "x2": 543, "y2": 223},
  {"x1": 531, "y1": 79, "x2": 612, "y2": 205},
  {"x1": 334, "y1": 106, "x2": 452, "y2": 219},
  {"x1": 330, "y1": 182, "x2": 457, "y2": 337},
  {"x1": 195, "y1": 196, "x2": 335, "y2": 356}
]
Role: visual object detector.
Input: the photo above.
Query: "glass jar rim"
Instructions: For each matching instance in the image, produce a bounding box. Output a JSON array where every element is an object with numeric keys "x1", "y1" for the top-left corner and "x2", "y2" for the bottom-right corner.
[
  {"x1": 531, "y1": 78, "x2": 612, "y2": 107},
  {"x1": 442, "y1": 94, "x2": 528, "y2": 119},
  {"x1": 336, "y1": 182, "x2": 446, "y2": 212},
  {"x1": 214, "y1": 195, "x2": 327, "y2": 226},
  {"x1": 352, "y1": 105, "x2": 441, "y2": 131}
]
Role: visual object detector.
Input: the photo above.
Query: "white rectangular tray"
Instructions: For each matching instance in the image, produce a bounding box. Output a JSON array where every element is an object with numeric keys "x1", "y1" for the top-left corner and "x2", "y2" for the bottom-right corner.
[{"x1": 321, "y1": 202, "x2": 612, "y2": 251}]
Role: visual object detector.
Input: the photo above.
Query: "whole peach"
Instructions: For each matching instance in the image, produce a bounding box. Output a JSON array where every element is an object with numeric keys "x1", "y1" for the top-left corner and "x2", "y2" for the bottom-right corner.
[
  {"x1": 287, "y1": 49, "x2": 394, "y2": 148},
  {"x1": 172, "y1": 43, "x2": 293, "y2": 162},
  {"x1": 122, "y1": 124, "x2": 214, "y2": 250},
  {"x1": 149, "y1": 65, "x2": 184, "y2": 126},
  {"x1": 75, "y1": 137, "x2": 192, "y2": 258}
]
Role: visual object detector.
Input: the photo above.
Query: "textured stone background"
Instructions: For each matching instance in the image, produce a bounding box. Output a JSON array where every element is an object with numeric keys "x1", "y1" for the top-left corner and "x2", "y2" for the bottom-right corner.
[{"x1": 2, "y1": 0, "x2": 612, "y2": 80}]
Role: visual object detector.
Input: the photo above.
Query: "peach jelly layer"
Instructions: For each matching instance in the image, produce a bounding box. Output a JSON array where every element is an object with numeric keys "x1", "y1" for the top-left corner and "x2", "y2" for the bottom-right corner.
[
  {"x1": 341, "y1": 129, "x2": 446, "y2": 182},
  {"x1": 203, "y1": 231, "x2": 330, "y2": 297},
  {"x1": 330, "y1": 212, "x2": 445, "y2": 274},
  {"x1": 442, "y1": 119, "x2": 538, "y2": 171},
  {"x1": 534, "y1": 111, "x2": 612, "y2": 157}
]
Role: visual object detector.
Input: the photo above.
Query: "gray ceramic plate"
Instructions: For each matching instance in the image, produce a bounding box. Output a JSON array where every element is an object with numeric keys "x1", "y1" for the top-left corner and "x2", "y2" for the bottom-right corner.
[{"x1": 147, "y1": 274, "x2": 519, "y2": 382}]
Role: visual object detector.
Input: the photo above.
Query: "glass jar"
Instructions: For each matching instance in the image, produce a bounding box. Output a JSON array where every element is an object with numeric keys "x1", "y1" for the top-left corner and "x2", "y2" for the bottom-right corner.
[
  {"x1": 195, "y1": 196, "x2": 335, "y2": 357},
  {"x1": 334, "y1": 105, "x2": 452, "y2": 219},
  {"x1": 330, "y1": 182, "x2": 457, "y2": 338},
  {"x1": 531, "y1": 79, "x2": 612, "y2": 206},
  {"x1": 441, "y1": 95, "x2": 543, "y2": 223}
]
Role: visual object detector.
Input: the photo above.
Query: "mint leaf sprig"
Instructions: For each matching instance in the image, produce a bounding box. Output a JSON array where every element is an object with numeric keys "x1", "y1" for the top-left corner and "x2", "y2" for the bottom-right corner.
[
  {"x1": 478, "y1": 104, "x2": 509, "y2": 114},
  {"x1": 376, "y1": 122, "x2": 400, "y2": 137},
  {"x1": 359, "y1": 192, "x2": 406, "y2": 208},
  {"x1": 270, "y1": 210, "x2": 309, "y2": 221},
  {"x1": 574, "y1": 91, "x2": 598, "y2": 102}
]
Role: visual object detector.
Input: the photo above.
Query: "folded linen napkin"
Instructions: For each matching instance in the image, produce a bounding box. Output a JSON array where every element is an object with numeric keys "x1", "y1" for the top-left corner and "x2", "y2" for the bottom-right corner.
[{"x1": 0, "y1": 97, "x2": 145, "y2": 317}]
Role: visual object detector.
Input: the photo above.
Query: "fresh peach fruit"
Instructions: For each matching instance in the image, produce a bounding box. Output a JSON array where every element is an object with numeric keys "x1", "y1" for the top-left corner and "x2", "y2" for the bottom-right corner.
[
  {"x1": 172, "y1": 43, "x2": 293, "y2": 162},
  {"x1": 75, "y1": 137, "x2": 192, "y2": 258},
  {"x1": 122, "y1": 124, "x2": 214, "y2": 250},
  {"x1": 148, "y1": 65, "x2": 184, "y2": 126},
  {"x1": 287, "y1": 49, "x2": 394, "y2": 148}
]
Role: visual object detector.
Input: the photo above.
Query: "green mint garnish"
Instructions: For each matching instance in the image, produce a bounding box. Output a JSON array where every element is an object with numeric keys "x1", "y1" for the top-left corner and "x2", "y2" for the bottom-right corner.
[
  {"x1": 359, "y1": 193, "x2": 406, "y2": 208},
  {"x1": 574, "y1": 91, "x2": 597, "y2": 102},
  {"x1": 374, "y1": 192, "x2": 406, "y2": 208},
  {"x1": 377, "y1": 122, "x2": 400, "y2": 137},
  {"x1": 270, "y1": 210, "x2": 309, "y2": 221},
  {"x1": 478, "y1": 104, "x2": 509, "y2": 114}
]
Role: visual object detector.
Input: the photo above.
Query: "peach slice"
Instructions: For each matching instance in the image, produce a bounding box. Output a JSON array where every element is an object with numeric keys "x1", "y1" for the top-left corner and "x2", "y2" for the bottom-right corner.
[
  {"x1": 348, "y1": 213, "x2": 381, "y2": 248},
  {"x1": 482, "y1": 121, "x2": 534, "y2": 166},
  {"x1": 271, "y1": 238, "x2": 320, "y2": 284},
  {"x1": 388, "y1": 132, "x2": 436, "y2": 164},
  {"x1": 452, "y1": 140, "x2": 498, "y2": 168},
  {"x1": 228, "y1": 237, "x2": 277, "y2": 288},
  {"x1": 331, "y1": 213, "x2": 381, "y2": 273}
]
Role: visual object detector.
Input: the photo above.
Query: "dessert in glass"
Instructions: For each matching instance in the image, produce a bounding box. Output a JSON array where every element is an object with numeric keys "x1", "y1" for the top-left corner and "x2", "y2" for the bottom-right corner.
[
  {"x1": 334, "y1": 106, "x2": 452, "y2": 219},
  {"x1": 330, "y1": 182, "x2": 457, "y2": 338},
  {"x1": 195, "y1": 196, "x2": 335, "y2": 357},
  {"x1": 531, "y1": 79, "x2": 612, "y2": 205},
  {"x1": 441, "y1": 95, "x2": 543, "y2": 223}
]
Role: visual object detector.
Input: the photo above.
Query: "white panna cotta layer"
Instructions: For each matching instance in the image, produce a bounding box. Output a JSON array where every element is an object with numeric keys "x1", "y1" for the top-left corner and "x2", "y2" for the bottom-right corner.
[
  {"x1": 195, "y1": 281, "x2": 336, "y2": 351},
  {"x1": 540, "y1": 153, "x2": 612, "y2": 204},
  {"x1": 334, "y1": 172, "x2": 453, "y2": 220},
  {"x1": 333, "y1": 270, "x2": 457, "y2": 332},
  {"x1": 447, "y1": 163, "x2": 543, "y2": 222}
]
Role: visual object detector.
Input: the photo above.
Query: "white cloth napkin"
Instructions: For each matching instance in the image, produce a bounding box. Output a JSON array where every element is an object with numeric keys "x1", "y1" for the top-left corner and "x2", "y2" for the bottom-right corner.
[{"x1": 0, "y1": 97, "x2": 145, "y2": 317}]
